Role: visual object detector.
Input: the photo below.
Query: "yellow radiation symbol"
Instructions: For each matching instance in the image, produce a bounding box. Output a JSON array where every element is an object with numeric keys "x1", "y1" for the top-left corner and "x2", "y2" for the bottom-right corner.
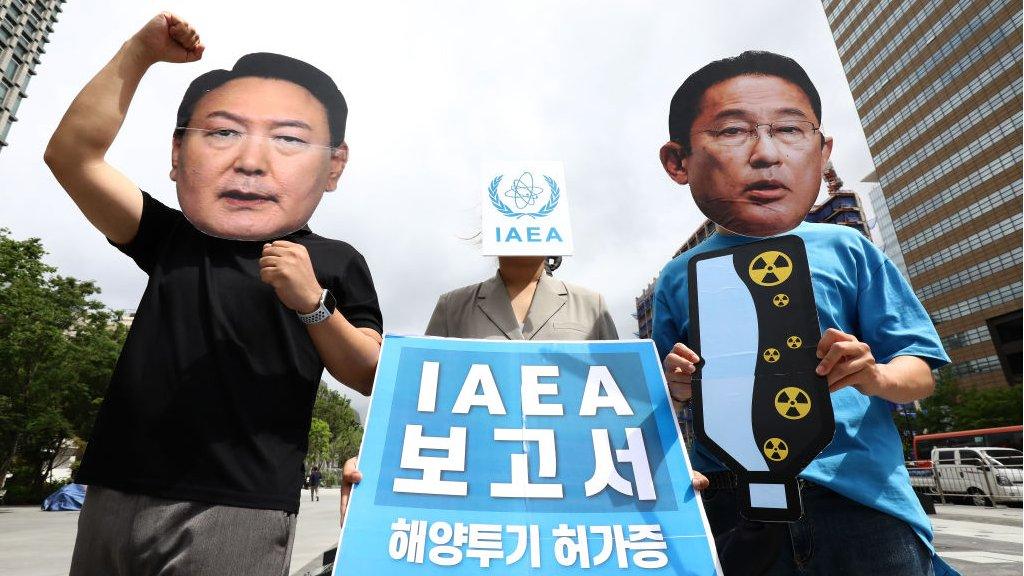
[
  {"x1": 748, "y1": 251, "x2": 793, "y2": 287},
  {"x1": 763, "y1": 438, "x2": 789, "y2": 461},
  {"x1": 773, "y1": 293, "x2": 790, "y2": 307},
  {"x1": 786, "y1": 335, "x2": 802, "y2": 349},
  {"x1": 763, "y1": 348, "x2": 781, "y2": 363},
  {"x1": 774, "y1": 387, "x2": 811, "y2": 420}
]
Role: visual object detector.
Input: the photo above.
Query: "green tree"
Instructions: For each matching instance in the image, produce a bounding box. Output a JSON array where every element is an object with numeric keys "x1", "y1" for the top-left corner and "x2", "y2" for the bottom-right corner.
[
  {"x1": 899, "y1": 369, "x2": 1023, "y2": 457},
  {"x1": 0, "y1": 229, "x2": 126, "y2": 500},
  {"x1": 312, "y1": 384, "x2": 361, "y2": 439},
  {"x1": 913, "y1": 369, "x2": 960, "y2": 434},
  {"x1": 308, "y1": 383, "x2": 363, "y2": 469},
  {"x1": 332, "y1": 425, "x2": 363, "y2": 467},
  {"x1": 953, "y1": 384, "x2": 1023, "y2": 430},
  {"x1": 307, "y1": 418, "x2": 333, "y2": 468}
]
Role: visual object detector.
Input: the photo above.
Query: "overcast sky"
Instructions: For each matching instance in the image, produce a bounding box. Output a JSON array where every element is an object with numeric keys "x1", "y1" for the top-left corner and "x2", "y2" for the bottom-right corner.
[{"x1": 0, "y1": 0, "x2": 878, "y2": 418}]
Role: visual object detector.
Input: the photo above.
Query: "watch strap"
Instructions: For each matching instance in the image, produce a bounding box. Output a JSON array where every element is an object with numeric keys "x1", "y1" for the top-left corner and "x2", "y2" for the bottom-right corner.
[{"x1": 297, "y1": 289, "x2": 332, "y2": 325}]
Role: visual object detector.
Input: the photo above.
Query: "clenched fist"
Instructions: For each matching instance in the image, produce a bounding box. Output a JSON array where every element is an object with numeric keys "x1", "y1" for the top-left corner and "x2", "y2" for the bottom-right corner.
[
  {"x1": 259, "y1": 241, "x2": 324, "y2": 314},
  {"x1": 129, "y1": 12, "x2": 204, "y2": 66}
]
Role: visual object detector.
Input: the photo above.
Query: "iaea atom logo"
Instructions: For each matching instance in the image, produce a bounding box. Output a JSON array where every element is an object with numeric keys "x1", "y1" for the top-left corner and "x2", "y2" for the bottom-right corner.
[{"x1": 488, "y1": 171, "x2": 560, "y2": 219}]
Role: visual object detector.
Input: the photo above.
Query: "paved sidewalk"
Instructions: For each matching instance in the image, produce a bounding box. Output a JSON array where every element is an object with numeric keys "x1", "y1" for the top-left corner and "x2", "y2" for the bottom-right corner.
[
  {"x1": 933, "y1": 502, "x2": 1021, "y2": 522},
  {"x1": 0, "y1": 487, "x2": 343, "y2": 576},
  {"x1": 931, "y1": 503, "x2": 1023, "y2": 576},
  {"x1": 289, "y1": 488, "x2": 343, "y2": 574},
  {"x1": 2, "y1": 493, "x2": 1019, "y2": 575}
]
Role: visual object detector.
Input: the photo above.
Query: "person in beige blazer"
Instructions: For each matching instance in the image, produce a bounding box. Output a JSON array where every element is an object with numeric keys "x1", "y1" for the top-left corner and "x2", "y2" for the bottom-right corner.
[{"x1": 425, "y1": 256, "x2": 618, "y2": 341}]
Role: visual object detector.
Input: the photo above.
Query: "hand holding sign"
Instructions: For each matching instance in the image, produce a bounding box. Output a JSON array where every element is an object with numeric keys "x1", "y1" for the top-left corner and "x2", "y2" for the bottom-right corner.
[
  {"x1": 340, "y1": 456, "x2": 361, "y2": 528},
  {"x1": 663, "y1": 343, "x2": 700, "y2": 411},
  {"x1": 815, "y1": 328, "x2": 885, "y2": 395}
]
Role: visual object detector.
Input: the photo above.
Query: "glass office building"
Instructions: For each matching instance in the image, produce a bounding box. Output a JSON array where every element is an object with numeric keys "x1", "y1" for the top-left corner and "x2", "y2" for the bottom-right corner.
[
  {"x1": 822, "y1": 0, "x2": 1022, "y2": 387},
  {"x1": 862, "y1": 170, "x2": 912, "y2": 281},
  {"x1": 0, "y1": 0, "x2": 65, "y2": 150}
]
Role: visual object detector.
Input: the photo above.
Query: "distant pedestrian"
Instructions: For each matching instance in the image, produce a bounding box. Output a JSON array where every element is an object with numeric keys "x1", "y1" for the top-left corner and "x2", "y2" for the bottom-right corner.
[{"x1": 309, "y1": 466, "x2": 322, "y2": 502}]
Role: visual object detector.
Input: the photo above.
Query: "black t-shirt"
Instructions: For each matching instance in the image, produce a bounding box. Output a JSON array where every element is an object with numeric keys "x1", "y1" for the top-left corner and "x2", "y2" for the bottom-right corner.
[{"x1": 77, "y1": 192, "x2": 382, "y2": 513}]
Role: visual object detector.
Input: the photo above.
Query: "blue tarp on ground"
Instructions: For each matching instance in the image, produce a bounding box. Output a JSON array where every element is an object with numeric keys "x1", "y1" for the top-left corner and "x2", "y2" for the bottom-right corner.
[{"x1": 42, "y1": 483, "x2": 86, "y2": 511}]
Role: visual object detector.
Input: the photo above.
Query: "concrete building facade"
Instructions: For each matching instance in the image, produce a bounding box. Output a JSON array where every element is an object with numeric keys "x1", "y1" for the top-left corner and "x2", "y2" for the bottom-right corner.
[
  {"x1": 0, "y1": 0, "x2": 65, "y2": 150},
  {"x1": 822, "y1": 0, "x2": 1022, "y2": 388}
]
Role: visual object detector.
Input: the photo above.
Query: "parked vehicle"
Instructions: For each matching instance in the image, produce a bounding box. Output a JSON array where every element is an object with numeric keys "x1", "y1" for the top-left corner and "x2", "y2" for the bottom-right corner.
[
  {"x1": 908, "y1": 447, "x2": 1023, "y2": 507},
  {"x1": 913, "y1": 425, "x2": 1022, "y2": 460}
]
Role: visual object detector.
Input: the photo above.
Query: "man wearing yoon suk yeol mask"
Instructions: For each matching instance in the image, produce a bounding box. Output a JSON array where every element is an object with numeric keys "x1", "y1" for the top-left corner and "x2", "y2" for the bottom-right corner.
[{"x1": 45, "y1": 12, "x2": 383, "y2": 575}]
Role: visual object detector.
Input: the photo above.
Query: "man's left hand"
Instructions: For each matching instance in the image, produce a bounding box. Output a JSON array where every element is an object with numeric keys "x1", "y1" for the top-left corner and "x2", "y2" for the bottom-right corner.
[
  {"x1": 259, "y1": 241, "x2": 323, "y2": 313},
  {"x1": 815, "y1": 328, "x2": 892, "y2": 397},
  {"x1": 340, "y1": 456, "x2": 362, "y2": 527}
]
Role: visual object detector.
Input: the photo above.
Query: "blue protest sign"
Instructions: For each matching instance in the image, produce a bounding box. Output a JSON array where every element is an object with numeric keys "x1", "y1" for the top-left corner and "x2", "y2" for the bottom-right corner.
[{"x1": 334, "y1": 336, "x2": 721, "y2": 575}]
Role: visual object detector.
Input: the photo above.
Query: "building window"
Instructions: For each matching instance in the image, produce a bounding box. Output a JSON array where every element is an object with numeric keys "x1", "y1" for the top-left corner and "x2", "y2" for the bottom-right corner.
[
  {"x1": 987, "y1": 310, "x2": 1022, "y2": 384},
  {"x1": 904, "y1": 183, "x2": 1021, "y2": 253},
  {"x1": 875, "y1": 79, "x2": 1021, "y2": 167},
  {"x1": 868, "y1": 50, "x2": 1019, "y2": 148},
  {"x1": 930, "y1": 282, "x2": 1022, "y2": 324},
  {"x1": 893, "y1": 148, "x2": 1020, "y2": 230},
  {"x1": 855, "y1": 0, "x2": 1012, "y2": 102},
  {"x1": 907, "y1": 216, "x2": 1021, "y2": 278},
  {"x1": 12, "y1": 41, "x2": 28, "y2": 61},
  {"x1": 918, "y1": 248, "x2": 1022, "y2": 303},
  {"x1": 885, "y1": 115, "x2": 1021, "y2": 208},
  {"x1": 4, "y1": 58, "x2": 18, "y2": 81},
  {"x1": 942, "y1": 325, "x2": 992, "y2": 350},
  {"x1": 948, "y1": 355, "x2": 1004, "y2": 378},
  {"x1": 862, "y1": 24, "x2": 1015, "y2": 129}
]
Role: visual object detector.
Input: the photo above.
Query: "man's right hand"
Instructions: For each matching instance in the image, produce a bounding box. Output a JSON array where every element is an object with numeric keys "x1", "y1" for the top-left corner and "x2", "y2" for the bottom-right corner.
[
  {"x1": 45, "y1": 11, "x2": 204, "y2": 245},
  {"x1": 339, "y1": 456, "x2": 363, "y2": 527},
  {"x1": 129, "y1": 12, "x2": 204, "y2": 66},
  {"x1": 663, "y1": 342, "x2": 700, "y2": 413}
]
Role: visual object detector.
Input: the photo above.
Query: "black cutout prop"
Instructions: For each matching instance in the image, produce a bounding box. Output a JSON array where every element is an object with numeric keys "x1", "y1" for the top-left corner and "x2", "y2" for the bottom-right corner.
[{"x1": 688, "y1": 235, "x2": 834, "y2": 522}]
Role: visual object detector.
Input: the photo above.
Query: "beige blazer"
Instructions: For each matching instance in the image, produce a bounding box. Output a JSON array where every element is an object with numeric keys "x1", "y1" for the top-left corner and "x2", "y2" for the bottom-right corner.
[{"x1": 425, "y1": 272, "x2": 618, "y2": 341}]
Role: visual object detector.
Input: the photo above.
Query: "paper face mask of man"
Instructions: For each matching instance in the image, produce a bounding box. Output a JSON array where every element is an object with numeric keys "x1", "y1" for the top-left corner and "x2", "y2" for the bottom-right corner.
[
  {"x1": 661, "y1": 52, "x2": 833, "y2": 237},
  {"x1": 170, "y1": 53, "x2": 349, "y2": 241}
]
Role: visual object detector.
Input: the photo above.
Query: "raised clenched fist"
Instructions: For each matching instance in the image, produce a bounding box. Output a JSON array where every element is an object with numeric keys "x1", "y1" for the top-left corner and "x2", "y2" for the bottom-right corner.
[{"x1": 130, "y1": 12, "x2": 204, "y2": 65}]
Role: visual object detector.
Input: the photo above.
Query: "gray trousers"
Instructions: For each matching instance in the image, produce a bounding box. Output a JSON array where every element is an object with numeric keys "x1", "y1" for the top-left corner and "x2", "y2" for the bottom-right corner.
[{"x1": 70, "y1": 485, "x2": 297, "y2": 576}]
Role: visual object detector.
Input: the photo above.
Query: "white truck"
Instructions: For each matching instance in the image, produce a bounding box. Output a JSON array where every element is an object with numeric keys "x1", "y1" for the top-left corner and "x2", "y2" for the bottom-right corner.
[{"x1": 907, "y1": 447, "x2": 1023, "y2": 507}]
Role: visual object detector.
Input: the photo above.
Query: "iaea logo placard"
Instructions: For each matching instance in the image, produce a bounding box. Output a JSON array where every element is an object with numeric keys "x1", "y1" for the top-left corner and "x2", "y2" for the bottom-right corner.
[{"x1": 481, "y1": 161, "x2": 574, "y2": 256}]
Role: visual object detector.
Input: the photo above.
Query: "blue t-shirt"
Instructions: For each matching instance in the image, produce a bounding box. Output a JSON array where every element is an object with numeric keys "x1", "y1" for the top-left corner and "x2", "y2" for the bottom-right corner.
[{"x1": 653, "y1": 222, "x2": 953, "y2": 570}]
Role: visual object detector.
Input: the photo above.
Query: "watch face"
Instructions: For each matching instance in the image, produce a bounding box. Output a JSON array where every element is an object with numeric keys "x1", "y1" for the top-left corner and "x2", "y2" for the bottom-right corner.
[{"x1": 324, "y1": 290, "x2": 337, "y2": 314}]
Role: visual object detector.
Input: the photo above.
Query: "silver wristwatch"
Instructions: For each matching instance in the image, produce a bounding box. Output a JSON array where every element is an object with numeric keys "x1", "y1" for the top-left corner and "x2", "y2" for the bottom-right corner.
[{"x1": 297, "y1": 289, "x2": 337, "y2": 325}]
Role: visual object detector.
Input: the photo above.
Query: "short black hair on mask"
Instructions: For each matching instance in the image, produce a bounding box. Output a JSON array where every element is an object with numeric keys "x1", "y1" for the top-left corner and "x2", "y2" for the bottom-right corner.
[
  {"x1": 668, "y1": 51, "x2": 821, "y2": 155},
  {"x1": 175, "y1": 52, "x2": 347, "y2": 147}
]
